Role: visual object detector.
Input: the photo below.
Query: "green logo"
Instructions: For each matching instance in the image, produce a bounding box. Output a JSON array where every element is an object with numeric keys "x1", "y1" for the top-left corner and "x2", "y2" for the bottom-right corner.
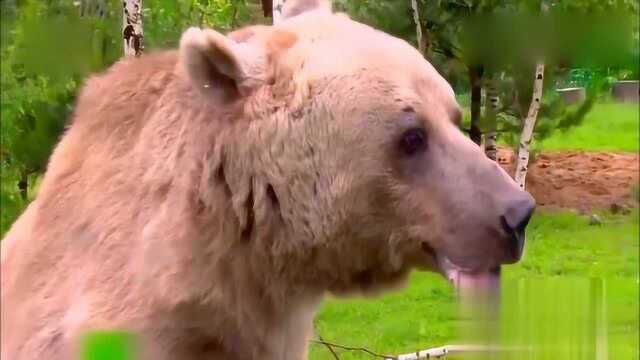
[{"x1": 80, "y1": 331, "x2": 137, "y2": 360}]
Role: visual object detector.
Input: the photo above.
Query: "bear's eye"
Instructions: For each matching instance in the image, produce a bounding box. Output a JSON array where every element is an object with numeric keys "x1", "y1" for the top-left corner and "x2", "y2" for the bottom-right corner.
[{"x1": 399, "y1": 128, "x2": 427, "y2": 156}]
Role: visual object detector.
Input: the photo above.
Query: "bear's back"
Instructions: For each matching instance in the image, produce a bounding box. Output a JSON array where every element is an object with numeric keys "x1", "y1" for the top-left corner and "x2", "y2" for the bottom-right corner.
[{"x1": 0, "y1": 50, "x2": 185, "y2": 359}]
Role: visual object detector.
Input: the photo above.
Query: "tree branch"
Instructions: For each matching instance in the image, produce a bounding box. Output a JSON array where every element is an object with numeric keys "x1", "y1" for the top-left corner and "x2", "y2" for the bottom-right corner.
[
  {"x1": 315, "y1": 334, "x2": 341, "y2": 360},
  {"x1": 310, "y1": 339, "x2": 393, "y2": 359}
]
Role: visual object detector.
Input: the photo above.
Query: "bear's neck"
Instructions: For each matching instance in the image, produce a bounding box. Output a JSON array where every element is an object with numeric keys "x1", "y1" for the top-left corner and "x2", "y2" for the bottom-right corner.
[
  {"x1": 140, "y1": 228, "x2": 324, "y2": 358},
  {"x1": 133, "y1": 109, "x2": 326, "y2": 357}
]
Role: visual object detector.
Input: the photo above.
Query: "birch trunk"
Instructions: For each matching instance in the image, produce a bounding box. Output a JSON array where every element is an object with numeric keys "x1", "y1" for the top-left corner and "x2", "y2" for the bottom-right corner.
[
  {"x1": 410, "y1": 0, "x2": 426, "y2": 55},
  {"x1": 272, "y1": 0, "x2": 286, "y2": 24},
  {"x1": 392, "y1": 344, "x2": 506, "y2": 360},
  {"x1": 514, "y1": 62, "x2": 545, "y2": 189},
  {"x1": 123, "y1": 0, "x2": 144, "y2": 57},
  {"x1": 484, "y1": 77, "x2": 500, "y2": 161}
]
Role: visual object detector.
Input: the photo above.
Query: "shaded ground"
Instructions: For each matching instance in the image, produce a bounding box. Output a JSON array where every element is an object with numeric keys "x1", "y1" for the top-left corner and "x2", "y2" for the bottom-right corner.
[{"x1": 498, "y1": 149, "x2": 639, "y2": 211}]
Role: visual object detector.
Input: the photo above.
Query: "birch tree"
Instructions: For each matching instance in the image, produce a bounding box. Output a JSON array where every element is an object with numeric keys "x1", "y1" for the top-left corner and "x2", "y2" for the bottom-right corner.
[
  {"x1": 513, "y1": 1, "x2": 548, "y2": 189},
  {"x1": 484, "y1": 76, "x2": 500, "y2": 161},
  {"x1": 410, "y1": 0, "x2": 426, "y2": 55},
  {"x1": 272, "y1": 0, "x2": 286, "y2": 24},
  {"x1": 123, "y1": 0, "x2": 143, "y2": 57},
  {"x1": 514, "y1": 62, "x2": 544, "y2": 189}
]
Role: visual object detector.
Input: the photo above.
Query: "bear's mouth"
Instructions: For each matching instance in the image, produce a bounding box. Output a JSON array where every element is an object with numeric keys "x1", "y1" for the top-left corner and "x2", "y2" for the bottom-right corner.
[{"x1": 421, "y1": 242, "x2": 501, "y2": 294}]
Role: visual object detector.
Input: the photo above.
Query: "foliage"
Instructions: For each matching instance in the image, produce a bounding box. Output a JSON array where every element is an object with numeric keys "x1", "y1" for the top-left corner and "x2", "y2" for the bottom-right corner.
[
  {"x1": 337, "y1": 0, "x2": 639, "y2": 150},
  {"x1": 334, "y1": 0, "x2": 414, "y2": 39},
  {"x1": 144, "y1": 0, "x2": 253, "y2": 48},
  {"x1": 1, "y1": 0, "x2": 122, "y2": 235},
  {"x1": 344, "y1": 0, "x2": 640, "y2": 145}
]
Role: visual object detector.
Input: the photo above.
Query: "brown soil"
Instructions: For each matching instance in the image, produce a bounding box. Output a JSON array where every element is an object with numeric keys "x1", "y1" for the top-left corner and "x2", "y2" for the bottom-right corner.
[{"x1": 497, "y1": 149, "x2": 639, "y2": 211}]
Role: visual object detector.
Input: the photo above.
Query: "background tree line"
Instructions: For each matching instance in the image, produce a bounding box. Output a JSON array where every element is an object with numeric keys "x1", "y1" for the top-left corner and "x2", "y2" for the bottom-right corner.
[{"x1": 1, "y1": 0, "x2": 638, "y2": 236}]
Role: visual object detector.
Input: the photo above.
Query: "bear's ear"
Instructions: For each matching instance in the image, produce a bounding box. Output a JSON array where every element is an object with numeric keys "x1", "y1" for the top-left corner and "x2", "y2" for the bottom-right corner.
[
  {"x1": 282, "y1": 0, "x2": 332, "y2": 19},
  {"x1": 179, "y1": 27, "x2": 266, "y2": 99}
]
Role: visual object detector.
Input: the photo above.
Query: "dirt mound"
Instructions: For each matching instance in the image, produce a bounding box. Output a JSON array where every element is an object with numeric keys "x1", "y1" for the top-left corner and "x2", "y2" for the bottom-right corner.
[{"x1": 497, "y1": 149, "x2": 639, "y2": 211}]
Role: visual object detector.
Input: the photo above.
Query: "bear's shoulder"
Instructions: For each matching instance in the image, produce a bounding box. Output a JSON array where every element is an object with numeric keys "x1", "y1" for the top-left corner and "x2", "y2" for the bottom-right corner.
[{"x1": 70, "y1": 50, "x2": 180, "y2": 128}]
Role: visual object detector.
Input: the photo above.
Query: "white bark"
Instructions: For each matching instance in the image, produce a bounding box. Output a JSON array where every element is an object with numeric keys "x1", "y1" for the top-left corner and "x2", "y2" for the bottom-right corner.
[
  {"x1": 410, "y1": 0, "x2": 425, "y2": 54},
  {"x1": 272, "y1": 0, "x2": 286, "y2": 24},
  {"x1": 484, "y1": 78, "x2": 500, "y2": 161},
  {"x1": 123, "y1": 0, "x2": 144, "y2": 57},
  {"x1": 389, "y1": 344, "x2": 516, "y2": 360},
  {"x1": 514, "y1": 62, "x2": 545, "y2": 189}
]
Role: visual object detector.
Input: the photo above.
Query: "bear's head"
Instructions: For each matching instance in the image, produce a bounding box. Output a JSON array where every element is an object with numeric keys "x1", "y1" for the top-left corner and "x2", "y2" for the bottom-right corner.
[{"x1": 178, "y1": 0, "x2": 535, "y2": 295}]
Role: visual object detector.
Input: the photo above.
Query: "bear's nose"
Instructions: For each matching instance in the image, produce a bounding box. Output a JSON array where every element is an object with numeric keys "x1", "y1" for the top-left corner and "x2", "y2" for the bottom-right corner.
[{"x1": 500, "y1": 193, "x2": 536, "y2": 263}]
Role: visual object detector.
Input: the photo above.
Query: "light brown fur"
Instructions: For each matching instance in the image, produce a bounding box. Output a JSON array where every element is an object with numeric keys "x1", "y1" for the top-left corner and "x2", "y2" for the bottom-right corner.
[{"x1": 1, "y1": 1, "x2": 532, "y2": 359}]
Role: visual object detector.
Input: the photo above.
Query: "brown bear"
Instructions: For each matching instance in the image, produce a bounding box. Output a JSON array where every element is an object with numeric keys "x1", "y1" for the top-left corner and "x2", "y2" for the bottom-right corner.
[{"x1": 1, "y1": 0, "x2": 535, "y2": 359}]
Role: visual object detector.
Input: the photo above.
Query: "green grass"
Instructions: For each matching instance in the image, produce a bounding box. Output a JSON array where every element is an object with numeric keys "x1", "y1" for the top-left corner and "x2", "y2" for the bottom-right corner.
[
  {"x1": 457, "y1": 102, "x2": 639, "y2": 152},
  {"x1": 538, "y1": 102, "x2": 639, "y2": 152},
  {"x1": 311, "y1": 210, "x2": 639, "y2": 359},
  {"x1": 506, "y1": 210, "x2": 639, "y2": 278},
  {"x1": 312, "y1": 273, "x2": 456, "y2": 358}
]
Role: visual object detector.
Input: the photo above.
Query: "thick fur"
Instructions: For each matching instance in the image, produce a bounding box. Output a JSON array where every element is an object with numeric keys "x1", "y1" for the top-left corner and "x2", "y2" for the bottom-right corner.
[{"x1": 1, "y1": 1, "x2": 532, "y2": 359}]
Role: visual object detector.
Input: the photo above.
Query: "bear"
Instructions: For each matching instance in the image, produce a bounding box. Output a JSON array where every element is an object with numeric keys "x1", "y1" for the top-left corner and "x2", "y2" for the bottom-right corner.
[{"x1": 1, "y1": 0, "x2": 535, "y2": 359}]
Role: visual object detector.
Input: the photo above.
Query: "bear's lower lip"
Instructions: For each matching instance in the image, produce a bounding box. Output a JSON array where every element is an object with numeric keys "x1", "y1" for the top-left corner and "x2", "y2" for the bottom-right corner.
[
  {"x1": 445, "y1": 265, "x2": 501, "y2": 295},
  {"x1": 432, "y1": 250, "x2": 501, "y2": 294}
]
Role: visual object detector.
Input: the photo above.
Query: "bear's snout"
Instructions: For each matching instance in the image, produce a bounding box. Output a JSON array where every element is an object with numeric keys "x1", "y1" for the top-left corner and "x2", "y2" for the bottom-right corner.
[{"x1": 499, "y1": 192, "x2": 536, "y2": 263}]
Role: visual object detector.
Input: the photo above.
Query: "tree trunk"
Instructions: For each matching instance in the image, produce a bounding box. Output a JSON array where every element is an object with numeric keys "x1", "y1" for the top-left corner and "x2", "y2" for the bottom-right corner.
[
  {"x1": 410, "y1": 0, "x2": 426, "y2": 55},
  {"x1": 261, "y1": 0, "x2": 273, "y2": 17},
  {"x1": 272, "y1": 0, "x2": 286, "y2": 24},
  {"x1": 80, "y1": 0, "x2": 107, "y2": 18},
  {"x1": 514, "y1": 62, "x2": 545, "y2": 189},
  {"x1": 484, "y1": 77, "x2": 500, "y2": 161},
  {"x1": 469, "y1": 66, "x2": 484, "y2": 146},
  {"x1": 123, "y1": 0, "x2": 144, "y2": 57},
  {"x1": 18, "y1": 171, "x2": 28, "y2": 202}
]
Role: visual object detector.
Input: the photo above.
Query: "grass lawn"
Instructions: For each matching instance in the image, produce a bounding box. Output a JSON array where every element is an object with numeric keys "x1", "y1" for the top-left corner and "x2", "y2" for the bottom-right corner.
[
  {"x1": 457, "y1": 102, "x2": 639, "y2": 152},
  {"x1": 310, "y1": 210, "x2": 639, "y2": 359},
  {"x1": 539, "y1": 102, "x2": 640, "y2": 152}
]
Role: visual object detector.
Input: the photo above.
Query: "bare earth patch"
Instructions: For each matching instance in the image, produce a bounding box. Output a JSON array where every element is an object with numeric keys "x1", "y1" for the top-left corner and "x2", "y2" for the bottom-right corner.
[{"x1": 498, "y1": 149, "x2": 639, "y2": 211}]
